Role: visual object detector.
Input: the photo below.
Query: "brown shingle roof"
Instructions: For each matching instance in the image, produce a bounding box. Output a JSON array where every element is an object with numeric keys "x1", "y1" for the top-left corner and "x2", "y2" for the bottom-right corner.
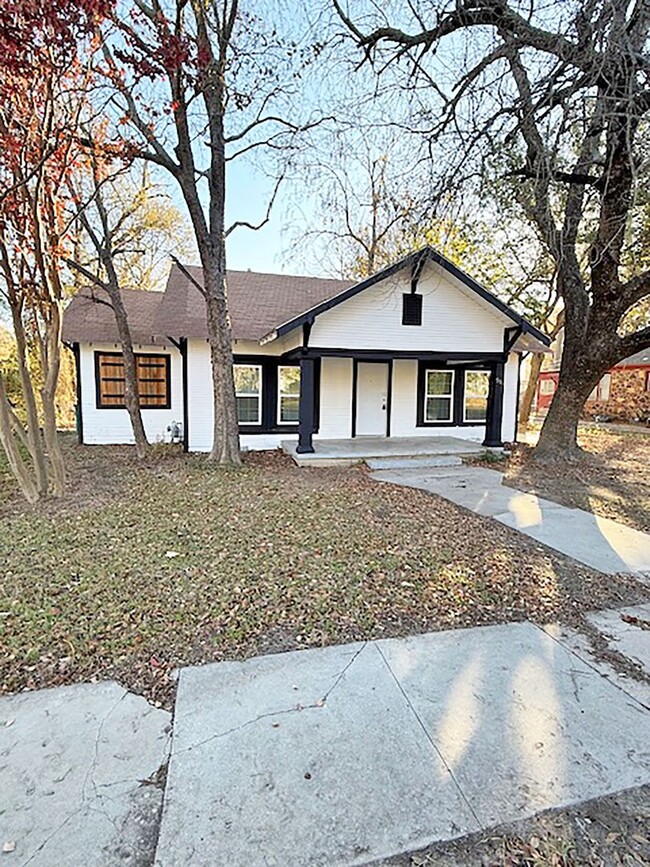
[
  {"x1": 156, "y1": 264, "x2": 350, "y2": 341},
  {"x1": 62, "y1": 288, "x2": 165, "y2": 345},
  {"x1": 62, "y1": 265, "x2": 351, "y2": 344}
]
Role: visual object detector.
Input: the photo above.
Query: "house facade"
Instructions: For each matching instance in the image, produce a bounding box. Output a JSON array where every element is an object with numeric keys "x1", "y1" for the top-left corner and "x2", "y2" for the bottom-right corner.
[
  {"x1": 536, "y1": 349, "x2": 650, "y2": 422},
  {"x1": 62, "y1": 248, "x2": 549, "y2": 454}
]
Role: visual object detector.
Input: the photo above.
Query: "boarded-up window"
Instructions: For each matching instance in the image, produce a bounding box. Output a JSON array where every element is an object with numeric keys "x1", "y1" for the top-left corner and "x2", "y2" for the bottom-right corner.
[{"x1": 96, "y1": 352, "x2": 171, "y2": 409}]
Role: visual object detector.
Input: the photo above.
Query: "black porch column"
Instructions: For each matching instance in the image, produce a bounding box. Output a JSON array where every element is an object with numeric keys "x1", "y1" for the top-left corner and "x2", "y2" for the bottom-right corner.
[
  {"x1": 296, "y1": 357, "x2": 315, "y2": 454},
  {"x1": 483, "y1": 361, "x2": 505, "y2": 447}
]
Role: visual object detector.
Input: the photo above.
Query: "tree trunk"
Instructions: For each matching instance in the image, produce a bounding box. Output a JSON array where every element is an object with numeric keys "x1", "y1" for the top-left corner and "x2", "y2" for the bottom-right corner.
[
  {"x1": 203, "y1": 263, "x2": 241, "y2": 464},
  {"x1": 106, "y1": 288, "x2": 148, "y2": 459},
  {"x1": 534, "y1": 365, "x2": 595, "y2": 460},
  {"x1": 39, "y1": 305, "x2": 66, "y2": 496},
  {"x1": 518, "y1": 352, "x2": 544, "y2": 433},
  {"x1": 10, "y1": 303, "x2": 48, "y2": 494},
  {"x1": 0, "y1": 372, "x2": 39, "y2": 504}
]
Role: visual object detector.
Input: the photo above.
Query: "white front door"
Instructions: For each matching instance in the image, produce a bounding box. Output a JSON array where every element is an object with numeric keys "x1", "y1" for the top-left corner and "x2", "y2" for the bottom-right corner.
[{"x1": 356, "y1": 362, "x2": 389, "y2": 436}]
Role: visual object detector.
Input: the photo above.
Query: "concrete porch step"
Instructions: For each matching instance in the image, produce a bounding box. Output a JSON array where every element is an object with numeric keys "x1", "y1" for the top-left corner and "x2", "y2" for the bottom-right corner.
[{"x1": 365, "y1": 455, "x2": 464, "y2": 470}]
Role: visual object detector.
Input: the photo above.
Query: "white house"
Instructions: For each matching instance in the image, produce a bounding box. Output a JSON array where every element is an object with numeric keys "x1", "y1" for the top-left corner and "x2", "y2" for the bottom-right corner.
[{"x1": 62, "y1": 247, "x2": 549, "y2": 456}]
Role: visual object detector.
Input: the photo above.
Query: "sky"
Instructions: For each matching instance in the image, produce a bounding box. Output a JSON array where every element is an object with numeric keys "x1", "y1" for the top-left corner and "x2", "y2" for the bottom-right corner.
[{"x1": 157, "y1": 0, "x2": 429, "y2": 281}]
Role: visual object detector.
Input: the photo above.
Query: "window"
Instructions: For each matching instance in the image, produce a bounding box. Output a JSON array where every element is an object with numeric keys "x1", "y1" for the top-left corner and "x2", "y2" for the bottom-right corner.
[
  {"x1": 96, "y1": 352, "x2": 170, "y2": 409},
  {"x1": 234, "y1": 364, "x2": 262, "y2": 424},
  {"x1": 424, "y1": 370, "x2": 454, "y2": 422},
  {"x1": 598, "y1": 373, "x2": 611, "y2": 402},
  {"x1": 464, "y1": 371, "x2": 490, "y2": 422},
  {"x1": 402, "y1": 293, "x2": 423, "y2": 326},
  {"x1": 278, "y1": 366, "x2": 300, "y2": 424},
  {"x1": 540, "y1": 379, "x2": 556, "y2": 395}
]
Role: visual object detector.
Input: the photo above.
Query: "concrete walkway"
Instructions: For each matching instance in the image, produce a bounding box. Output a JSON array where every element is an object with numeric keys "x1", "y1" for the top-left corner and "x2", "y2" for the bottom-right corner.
[
  {"x1": 0, "y1": 681, "x2": 171, "y2": 866},
  {"x1": 2, "y1": 619, "x2": 649, "y2": 867},
  {"x1": 372, "y1": 465, "x2": 650, "y2": 578},
  {"x1": 154, "y1": 621, "x2": 650, "y2": 867}
]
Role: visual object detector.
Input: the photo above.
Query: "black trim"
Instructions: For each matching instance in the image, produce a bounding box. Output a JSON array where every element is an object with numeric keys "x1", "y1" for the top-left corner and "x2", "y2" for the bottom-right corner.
[
  {"x1": 514, "y1": 353, "x2": 522, "y2": 443},
  {"x1": 72, "y1": 342, "x2": 83, "y2": 445},
  {"x1": 232, "y1": 355, "x2": 320, "y2": 435},
  {"x1": 353, "y1": 359, "x2": 392, "y2": 437},
  {"x1": 273, "y1": 246, "x2": 550, "y2": 346},
  {"x1": 351, "y1": 359, "x2": 359, "y2": 438},
  {"x1": 503, "y1": 325, "x2": 523, "y2": 354},
  {"x1": 402, "y1": 293, "x2": 423, "y2": 326},
  {"x1": 417, "y1": 362, "x2": 493, "y2": 428},
  {"x1": 483, "y1": 362, "x2": 505, "y2": 447},
  {"x1": 284, "y1": 347, "x2": 507, "y2": 362},
  {"x1": 94, "y1": 351, "x2": 171, "y2": 410},
  {"x1": 180, "y1": 338, "x2": 189, "y2": 452},
  {"x1": 296, "y1": 357, "x2": 315, "y2": 453},
  {"x1": 386, "y1": 359, "x2": 393, "y2": 437}
]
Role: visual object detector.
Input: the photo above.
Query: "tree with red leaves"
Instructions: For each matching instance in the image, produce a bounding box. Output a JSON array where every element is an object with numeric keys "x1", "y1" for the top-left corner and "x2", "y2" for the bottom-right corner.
[{"x1": 0, "y1": 1, "x2": 105, "y2": 500}]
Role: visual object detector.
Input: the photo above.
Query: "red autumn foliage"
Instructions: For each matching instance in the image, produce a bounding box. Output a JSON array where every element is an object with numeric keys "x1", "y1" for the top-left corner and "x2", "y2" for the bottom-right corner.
[{"x1": 0, "y1": 0, "x2": 113, "y2": 74}]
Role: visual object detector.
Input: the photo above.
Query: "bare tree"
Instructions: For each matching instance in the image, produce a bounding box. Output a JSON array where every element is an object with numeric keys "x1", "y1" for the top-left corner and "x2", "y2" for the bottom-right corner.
[
  {"x1": 98, "y1": 0, "x2": 325, "y2": 464},
  {"x1": 335, "y1": 0, "x2": 650, "y2": 458}
]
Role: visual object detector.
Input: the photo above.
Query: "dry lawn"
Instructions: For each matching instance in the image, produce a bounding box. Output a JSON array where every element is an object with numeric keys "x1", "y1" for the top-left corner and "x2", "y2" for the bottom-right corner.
[
  {"x1": 506, "y1": 428, "x2": 650, "y2": 534},
  {"x1": 0, "y1": 435, "x2": 646, "y2": 708}
]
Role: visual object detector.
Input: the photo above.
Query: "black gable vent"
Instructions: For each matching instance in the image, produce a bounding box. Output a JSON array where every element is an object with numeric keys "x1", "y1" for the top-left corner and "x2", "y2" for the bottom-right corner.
[{"x1": 402, "y1": 293, "x2": 423, "y2": 326}]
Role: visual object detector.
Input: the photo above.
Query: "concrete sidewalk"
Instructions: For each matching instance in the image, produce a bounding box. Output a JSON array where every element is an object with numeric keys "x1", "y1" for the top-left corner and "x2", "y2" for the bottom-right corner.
[
  {"x1": 2, "y1": 618, "x2": 649, "y2": 867},
  {"x1": 372, "y1": 465, "x2": 650, "y2": 578},
  {"x1": 155, "y1": 621, "x2": 650, "y2": 867},
  {"x1": 0, "y1": 682, "x2": 171, "y2": 866}
]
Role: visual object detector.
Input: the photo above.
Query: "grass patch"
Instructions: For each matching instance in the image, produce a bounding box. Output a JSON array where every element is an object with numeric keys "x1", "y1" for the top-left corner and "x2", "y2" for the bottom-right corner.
[{"x1": 0, "y1": 436, "x2": 646, "y2": 707}]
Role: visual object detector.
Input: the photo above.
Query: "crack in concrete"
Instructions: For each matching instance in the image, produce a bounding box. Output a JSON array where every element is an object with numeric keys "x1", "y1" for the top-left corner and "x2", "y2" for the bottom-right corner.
[
  {"x1": 532, "y1": 622, "x2": 650, "y2": 713},
  {"x1": 180, "y1": 642, "x2": 369, "y2": 754},
  {"x1": 374, "y1": 642, "x2": 482, "y2": 830}
]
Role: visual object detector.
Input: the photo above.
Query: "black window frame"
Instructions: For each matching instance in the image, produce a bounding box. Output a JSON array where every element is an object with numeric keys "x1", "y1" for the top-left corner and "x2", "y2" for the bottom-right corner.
[
  {"x1": 94, "y1": 351, "x2": 171, "y2": 410},
  {"x1": 233, "y1": 355, "x2": 320, "y2": 435},
  {"x1": 416, "y1": 361, "x2": 493, "y2": 428}
]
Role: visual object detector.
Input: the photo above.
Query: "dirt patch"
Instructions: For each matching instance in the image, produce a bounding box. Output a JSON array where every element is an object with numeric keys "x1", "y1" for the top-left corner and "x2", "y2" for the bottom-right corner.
[
  {"x1": 504, "y1": 430, "x2": 650, "y2": 534},
  {"x1": 377, "y1": 785, "x2": 650, "y2": 866}
]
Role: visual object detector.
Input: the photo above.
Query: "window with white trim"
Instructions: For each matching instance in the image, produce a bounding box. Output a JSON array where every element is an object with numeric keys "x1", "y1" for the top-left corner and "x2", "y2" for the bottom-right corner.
[
  {"x1": 540, "y1": 379, "x2": 556, "y2": 395},
  {"x1": 424, "y1": 370, "x2": 454, "y2": 422},
  {"x1": 464, "y1": 370, "x2": 490, "y2": 422},
  {"x1": 278, "y1": 366, "x2": 300, "y2": 424},
  {"x1": 233, "y1": 364, "x2": 262, "y2": 424}
]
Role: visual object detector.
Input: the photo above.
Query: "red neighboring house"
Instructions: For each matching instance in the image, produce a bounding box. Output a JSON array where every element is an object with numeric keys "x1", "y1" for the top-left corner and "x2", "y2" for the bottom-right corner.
[{"x1": 536, "y1": 349, "x2": 650, "y2": 421}]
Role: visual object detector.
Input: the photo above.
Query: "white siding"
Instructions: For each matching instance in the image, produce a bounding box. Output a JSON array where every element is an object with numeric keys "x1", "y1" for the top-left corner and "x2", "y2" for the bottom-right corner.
[
  {"x1": 389, "y1": 360, "x2": 487, "y2": 441},
  {"x1": 187, "y1": 345, "x2": 355, "y2": 451},
  {"x1": 309, "y1": 261, "x2": 509, "y2": 353},
  {"x1": 317, "y1": 357, "x2": 353, "y2": 439},
  {"x1": 79, "y1": 342, "x2": 182, "y2": 446},
  {"x1": 186, "y1": 339, "x2": 213, "y2": 452},
  {"x1": 502, "y1": 353, "x2": 520, "y2": 442}
]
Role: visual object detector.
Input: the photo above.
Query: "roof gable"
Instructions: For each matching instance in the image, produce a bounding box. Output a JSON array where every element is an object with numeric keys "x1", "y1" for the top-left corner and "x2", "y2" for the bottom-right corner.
[{"x1": 268, "y1": 247, "x2": 550, "y2": 347}]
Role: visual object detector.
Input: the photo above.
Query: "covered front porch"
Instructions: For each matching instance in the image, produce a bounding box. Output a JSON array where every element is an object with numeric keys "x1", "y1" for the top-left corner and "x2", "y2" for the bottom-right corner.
[
  {"x1": 283, "y1": 434, "x2": 498, "y2": 468},
  {"x1": 289, "y1": 349, "x2": 511, "y2": 458}
]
